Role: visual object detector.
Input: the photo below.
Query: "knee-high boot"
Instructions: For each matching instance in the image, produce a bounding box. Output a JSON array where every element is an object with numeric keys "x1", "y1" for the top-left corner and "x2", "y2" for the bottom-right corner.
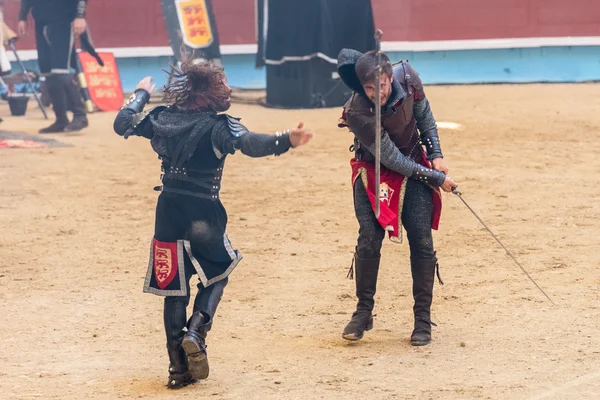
[
  {"x1": 39, "y1": 74, "x2": 69, "y2": 133},
  {"x1": 342, "y1": 251, "x2": 380, "y2": 341},
  {"x1": 410, "y1": 256, "x2": 439, "y2": 346},
  {"x1": 63, "y1": 74, "x2": 88, "y2": 132},
  {"x1": 164, "y1": 296, "x2": 194, "y2": 389},
  {"x1": 181, "y1": 278, "x2": 228, "y2": 380}
]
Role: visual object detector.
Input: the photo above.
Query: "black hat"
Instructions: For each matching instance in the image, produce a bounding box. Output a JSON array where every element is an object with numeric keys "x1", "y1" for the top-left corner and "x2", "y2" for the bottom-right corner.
[{"x1": 337, "y1": 48, "x2": 365, "y2": 93}]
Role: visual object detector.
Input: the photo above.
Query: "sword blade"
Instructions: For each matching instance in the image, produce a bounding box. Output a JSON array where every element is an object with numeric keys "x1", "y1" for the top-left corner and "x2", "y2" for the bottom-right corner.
[
  {"x1": 452, "y1": 189, "x2": 555, "y2": 304},
  {"x1": 374, "y1": 29, "x2": 383, "y2": 218}
]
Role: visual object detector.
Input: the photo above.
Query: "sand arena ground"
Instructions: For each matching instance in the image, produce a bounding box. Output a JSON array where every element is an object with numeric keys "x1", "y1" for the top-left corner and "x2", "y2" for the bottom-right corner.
[{"x1": 1, "y1": 84, "x2": 599, "y2": 400}]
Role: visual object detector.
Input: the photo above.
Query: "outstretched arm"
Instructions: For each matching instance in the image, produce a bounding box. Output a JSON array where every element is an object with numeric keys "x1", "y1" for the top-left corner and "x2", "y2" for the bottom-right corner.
[
  {"x1": 236, "y1": 130, "x2": 293, "y2": 157},
  {"x1": 212, "y1": 119, "x2": 312, "y2": 158}
]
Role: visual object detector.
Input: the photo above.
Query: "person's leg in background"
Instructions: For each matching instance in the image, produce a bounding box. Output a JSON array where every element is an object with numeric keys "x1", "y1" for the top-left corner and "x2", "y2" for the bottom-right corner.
[
  {"x1": 33, "y1": 20, "x2": 70, "y2": 133},
  {"x1": 40, "y1": 20, "x2": 87, "y2": 133}
]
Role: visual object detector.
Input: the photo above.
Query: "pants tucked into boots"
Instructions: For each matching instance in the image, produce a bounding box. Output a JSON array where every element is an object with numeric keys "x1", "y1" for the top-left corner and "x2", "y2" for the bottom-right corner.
[
  {"x1": 164, "y1": 295, "x2": 193, "y2": 389},
  {"x1": 346, "y1": 178, "x2": 440, "y2": 344},
  {"x1": 410, "y1": 256, "x2": 439, "y2": 345},
  {"x1": 62, "y1": 73, "x2": 88, "y2": 132},
  {"x1": 342, "y1": 250, "x2": 380, "y2": 340},
  {"x1": 34, "y1": 18, "x2": 88, "y2": 134},
  {"x1": 40, "y1": 73, "x2": 88, "y2": 133},
  {"x1": 163, "y1": 262, "x2": 228, "y2": 388},
  {"x1": 40, "y1": 74, "x2": 69, "y2": 133}
]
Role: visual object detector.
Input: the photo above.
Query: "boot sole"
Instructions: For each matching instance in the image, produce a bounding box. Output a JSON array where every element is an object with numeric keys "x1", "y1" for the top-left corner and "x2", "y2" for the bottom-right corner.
[
  {"x1": 181, "y1": 337, "x2": 209, "y2": 380},
  {"x1": 342, "y1": 320, "x2": 373, "y2": 341},
  {"x1": 342, "y1": 333, "x2": 363, "y2": 341},
  {"x1": 39, "y1": 129, "x2": 67, "y2": 134},
  {"x1": 410, "y1": 339, "x2": 431, "y2": 346},
  {"x1": 64, "y1": 125, "x2": 88, "y2": 132}
]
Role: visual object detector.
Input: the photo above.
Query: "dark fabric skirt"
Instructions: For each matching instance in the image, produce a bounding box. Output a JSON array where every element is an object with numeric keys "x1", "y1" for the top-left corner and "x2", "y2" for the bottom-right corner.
[{"x1": 143, "y1": 192, "x2": 242, "y2": 297}]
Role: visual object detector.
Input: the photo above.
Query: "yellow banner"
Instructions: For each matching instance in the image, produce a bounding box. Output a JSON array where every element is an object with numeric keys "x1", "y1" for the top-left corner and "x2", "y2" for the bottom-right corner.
[{"x1": 175, "y1": 0, "x2": 214, "y2": 49}]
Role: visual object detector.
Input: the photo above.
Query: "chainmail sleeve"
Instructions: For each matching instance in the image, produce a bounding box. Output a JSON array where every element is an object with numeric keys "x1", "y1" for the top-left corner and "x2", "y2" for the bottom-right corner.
[
  {"x1": 361, "y1": 131, "x2": 446, "y2": 187},
  {"x1": 414, "y1": 98, "x2": 443, "y2": 160}
]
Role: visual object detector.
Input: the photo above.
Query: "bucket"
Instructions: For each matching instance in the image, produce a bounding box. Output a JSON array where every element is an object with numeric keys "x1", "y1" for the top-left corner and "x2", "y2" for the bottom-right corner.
[{"x1": 8, "y1": 94, "x2": 30, "y2": 116}]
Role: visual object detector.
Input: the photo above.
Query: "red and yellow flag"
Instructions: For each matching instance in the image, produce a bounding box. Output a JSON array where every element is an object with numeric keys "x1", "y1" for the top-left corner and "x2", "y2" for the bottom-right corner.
[{"x1": 175, "y1": 0, "x2": 214, "y2": 48}]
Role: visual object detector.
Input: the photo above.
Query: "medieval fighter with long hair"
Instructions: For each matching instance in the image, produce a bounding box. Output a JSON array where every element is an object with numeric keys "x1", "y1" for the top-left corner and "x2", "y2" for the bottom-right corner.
[
  {"x1": 337, "y1": 48, "x2": 459, "y2": 345},
  {"x1": 113, "y1": 60, "x2": 312, "y2": 389}
]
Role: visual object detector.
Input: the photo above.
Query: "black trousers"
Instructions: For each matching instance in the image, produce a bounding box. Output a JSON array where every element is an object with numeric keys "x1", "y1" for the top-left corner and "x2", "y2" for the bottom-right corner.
[
  {"x1": 34, "y1": 19, "x2": 74, "y2": 74},
  {"x1": 163, "y1": 262, "x2": 228, "y2": 347},
  {"x1": 34, "y1": 19, "x2": 87, "y2": 122},
  {"x1": 354, "y1": 178, "x2": 435, "y2": 260}
]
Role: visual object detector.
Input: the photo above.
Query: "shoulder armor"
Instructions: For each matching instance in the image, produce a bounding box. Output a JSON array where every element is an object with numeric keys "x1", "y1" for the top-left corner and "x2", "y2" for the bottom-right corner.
[
  {"x1": 220, "y1": 114, "x2": 249, "y2": 137},
  {"x1": 131, "y1": 105, "x2": 168, "y2": 129},
  {"x1": 393, "y1": 61, "x2": 425, "y2": 99},
  {"x1": 124, "y1": 105, "x2": 168, "y2": 139}
]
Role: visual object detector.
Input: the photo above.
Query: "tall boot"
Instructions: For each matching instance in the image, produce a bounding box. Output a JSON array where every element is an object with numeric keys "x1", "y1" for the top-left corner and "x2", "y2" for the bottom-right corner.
[
  {"x1": 342, "y1": 251, "x2": 380, "y2": 341},
  {"x1": 192, "y1": 277, "x2": 227, "y2": 332},
  {"x1": 39, "y1": 74, "x2": 69, "y2": 133},
  {"x1": 62, "y1": 74, "x2": 88, "y2": 132},
  {"x1": 181, "y1": 278, "x2": 227, "y2": 380},
  {"x1": 181, "y1": 311, "x2": 211, "y2": 380},
  {"x1": 410, "y1": 256, "x2": 440, "y2": 346},
  {"x1": 166, "y1": 340, "x2": 194, "y2": 389},
  {"x1": 164, "y1": 296, "x2": 194, "y2": 389}
]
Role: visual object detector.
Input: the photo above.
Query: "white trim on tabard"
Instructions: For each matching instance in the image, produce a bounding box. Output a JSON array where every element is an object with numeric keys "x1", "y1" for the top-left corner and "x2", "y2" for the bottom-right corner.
[
  {"x1": 183, "y1": 236, "x2": 242, "y2": 288},
  {"x1": 7, "y1": 37, "x2": 600, "y2": 62},
  {"x1": 262, "y1": 0, "x2": 269, "y2": 60},
  {"x1": 264, "y1": 52, "x2": 338, "y2": 65}
]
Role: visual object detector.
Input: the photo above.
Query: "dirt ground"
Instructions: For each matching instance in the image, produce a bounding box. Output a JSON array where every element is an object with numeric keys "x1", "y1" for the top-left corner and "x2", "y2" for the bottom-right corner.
[{"x1": 1, "y1": 84, "x2": 599, "y2": 400}]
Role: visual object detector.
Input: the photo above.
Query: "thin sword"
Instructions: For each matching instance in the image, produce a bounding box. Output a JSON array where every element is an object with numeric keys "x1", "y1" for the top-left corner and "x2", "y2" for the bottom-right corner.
[{"x1": 452, "y1": 188, "x2": 555, "y2": 304}]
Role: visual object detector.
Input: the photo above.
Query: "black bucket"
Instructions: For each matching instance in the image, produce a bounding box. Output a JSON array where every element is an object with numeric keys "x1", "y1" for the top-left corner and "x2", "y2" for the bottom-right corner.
[{"x1": 8, "y1": 94, "x2": 30, "y2": 116}]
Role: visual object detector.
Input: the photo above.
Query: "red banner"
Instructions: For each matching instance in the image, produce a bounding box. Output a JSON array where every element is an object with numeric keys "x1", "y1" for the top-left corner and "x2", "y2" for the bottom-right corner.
[
  {"x1": 152, "y1": 239, "x2": 179, "y2": 289},
  {"x1": 78, "y1": 52, "x2": 124, "y2": 112}
]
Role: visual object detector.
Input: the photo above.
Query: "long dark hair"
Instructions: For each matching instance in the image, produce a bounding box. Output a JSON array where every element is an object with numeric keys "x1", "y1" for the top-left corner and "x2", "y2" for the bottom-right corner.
[{"x1": 162, "y1": 58, "x2": 230, "y2": 110}]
